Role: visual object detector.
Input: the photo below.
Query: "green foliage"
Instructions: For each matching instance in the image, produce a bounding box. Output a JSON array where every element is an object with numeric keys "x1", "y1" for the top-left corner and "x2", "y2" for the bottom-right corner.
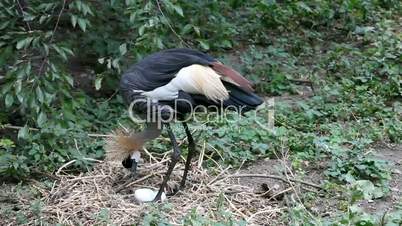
[
  {"x1": 287, "y1": 199, "x2": 402, "y2": 226},
  {"x1": 94, "y1": 208, "x2": 112, "y2": 225},
  {"x1": 0, "y1": 0, "x2": 242, "y2": 178},
  {"x1": 141, "y1": 196, "x2": 246, "y2": 226},
  {"x1": 183, "y1": 208, "x2": 246, "y2": 226},
  {"x1": 1, "y1": 0, "x2": 400, "y2": 179},
  {"x1": 240, "y1": 45, "x2": 297, "y2": 95},
  {"x1": 141, "y1": 204, "x2": 179, "y2": 225},
  {"x1": 0, "y1": 0, "x2": 401, "y2": 224}
]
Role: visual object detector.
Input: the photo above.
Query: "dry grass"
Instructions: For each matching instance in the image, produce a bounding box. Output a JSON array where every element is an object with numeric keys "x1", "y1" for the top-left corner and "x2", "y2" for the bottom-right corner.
[
  {"x1": 1, "y1": 151, "x2": 295, "y2": 226},
  {"x1": 48, "y1": 161, "x2": 283, "y2": 225},
  {"x1": 1, "y1": 138, "x2": 325, "y2": 226}
]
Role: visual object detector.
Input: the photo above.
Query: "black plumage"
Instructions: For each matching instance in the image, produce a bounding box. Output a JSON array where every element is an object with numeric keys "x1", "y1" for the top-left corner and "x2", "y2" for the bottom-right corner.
[{"x1": 120, "y1": 48, "x2": 263, "y2": 118}]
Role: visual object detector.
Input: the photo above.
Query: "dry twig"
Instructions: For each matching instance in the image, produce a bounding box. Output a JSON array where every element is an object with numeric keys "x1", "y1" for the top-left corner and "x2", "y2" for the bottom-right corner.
[{"x1": 214, "y1": 173, "x2": 322, "y2": 190}]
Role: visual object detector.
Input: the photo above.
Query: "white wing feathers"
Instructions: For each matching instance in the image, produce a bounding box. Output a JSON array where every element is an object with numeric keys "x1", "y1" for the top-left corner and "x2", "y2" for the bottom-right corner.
[{"x1": 142, "y1": 64, "x2": 229, "y2": 102}]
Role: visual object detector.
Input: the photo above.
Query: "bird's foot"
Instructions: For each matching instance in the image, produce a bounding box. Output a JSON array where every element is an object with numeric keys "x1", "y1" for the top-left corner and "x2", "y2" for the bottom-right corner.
[
  {"x1": 166, "y1": 189, "x2": 179, "y2": 197},
  {"x1": 153, "y1": 195, "x2": 162, "y2": 202},
  {"x1": 166, "y1": 184, "x2": 185, "y2": 197},
  {"x1": 153, "y1": 186, "x2": 166, "y2": 202},
  {"x1": 179, "y1": 180, "x2": 186, "y2": 191},
  {"x1": 130, "y1": 162, "x2": 138, "y2": 178},
  {"x1": 130, "y1": 169, "x2": 138, "y2": 178}
]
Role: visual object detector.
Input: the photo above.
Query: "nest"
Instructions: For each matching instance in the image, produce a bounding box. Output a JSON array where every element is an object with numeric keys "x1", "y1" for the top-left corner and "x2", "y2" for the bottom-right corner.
[{"x1": 2, "y1": 150, "x2": 295, "y2": 225}]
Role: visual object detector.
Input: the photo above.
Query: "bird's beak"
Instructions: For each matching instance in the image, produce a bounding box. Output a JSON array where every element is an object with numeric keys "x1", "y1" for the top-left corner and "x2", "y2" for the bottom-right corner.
[
  {"x1": 131, "y1": 159, "x2": 138, "y2": 176},
  {"x1": 130, "y1": 150, "x2": 141, "y2": 177}
]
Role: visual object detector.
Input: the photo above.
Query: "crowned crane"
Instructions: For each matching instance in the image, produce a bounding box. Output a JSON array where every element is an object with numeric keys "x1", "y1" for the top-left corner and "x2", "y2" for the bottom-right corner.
[{"x1": 106, "y1": 48, "x2": 263, "y2": 201}]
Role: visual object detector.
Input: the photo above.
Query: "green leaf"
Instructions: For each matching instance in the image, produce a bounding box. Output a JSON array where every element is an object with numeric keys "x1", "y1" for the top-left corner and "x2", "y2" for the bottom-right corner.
[
  {"x1": 5, "y1": 94, "x2": 14, "y2": 108},
  {"x1": 65, "y1": 75, "x2": 74, "y2": 87},
  {"x1": 112, "y1": 58, "x2": 119, "y2": 70},
  {"x1": 18, "y1": 125, "x2": 29, "y2": 140},
  {"x1": 77, "y1": 18, "x2": 87, "y2": 32},
  {"x1": 173, "y1": 5, "x2": 184, "y2": 17},
  {"x1": 198, "y1": 40, "x2": 210, "y2": 50},
  {"x1": 16, "y1": 37, "x2": 33, "y2": 49},
  {"x1": 16, "y1": 92, "x2": 24, "y2": 104},
  {"x1": 182, "y1": 24, "x2": 192, "y2": 34},
  {"x1": 1, "y1": 83, "x2": 13, "y2": 95},
  {"x1": 39, "y1": 15, "x2": 48, "y2": 24},
  {"x1": 221, "y1": 40, "x2": 232, "y2": 48},
  {"x1": 43, "y1": 44, "x2": 49, "y2": 55},
  {"x1": 76, "y1": 0, "x2": 82, "y2": 11},
  {"x1": 81, "y1": 2, "x2": 93, "y2": 16},
  {"x1": 138, "y1": 25, "x2": 145, "y2": 36},
  {"x1": 95, "y1": 77, "x2": 103, "y2": 90},
  {"x1": 52, "y1": 44, "x2": 67, "y2": 61},
  {"x1": 37, "y1": 112, "x2": 47, "y2": 127},
  {"x1": 155, "y1": 38, "x2": 164, "y2": 49},
  {"x1": 119, "y1": 43, "x2": 127, "y2": 55},
  {"x1": 0, "y1": 21, "x2": 10, "y2": 30},
  {"x1": 193, "y1": 26, "x2": 201, "y2": 36},
  {"x1": 36, "y1": 86, "x2": 44, "y2": 103},
  {"x1": 61, "y1": 47, "x2": 74, "y2": 56},
  {"x1": 70, "y1": 14, "x2": 78, "y2": 27},
  {"x1": 297, "y1": 2, "x2": 313, "y2": 13},
  {"x1": 44, "y1": 92, "x2": 55, "y2": 105}
]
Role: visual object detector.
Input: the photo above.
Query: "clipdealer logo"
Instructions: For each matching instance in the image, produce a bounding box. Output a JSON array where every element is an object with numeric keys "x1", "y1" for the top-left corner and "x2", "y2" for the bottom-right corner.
[{"x1": 127, "y1": 97, "x2": 275, "y2": 132}]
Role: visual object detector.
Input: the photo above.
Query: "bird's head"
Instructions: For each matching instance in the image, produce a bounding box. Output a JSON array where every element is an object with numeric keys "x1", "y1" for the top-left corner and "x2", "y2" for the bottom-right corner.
[
  {"x1": 105, "y1": 130, "x2": 145, "y2": 172},
  {"x1": 105, "y1": 125, "x2": 161, "y2": 175},
  {"x1": 122, "y1": 150, "x2": 141, "y2": 176}
]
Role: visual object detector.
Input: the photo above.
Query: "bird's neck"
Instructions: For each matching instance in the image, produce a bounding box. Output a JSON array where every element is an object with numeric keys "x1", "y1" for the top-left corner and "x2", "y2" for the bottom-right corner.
[{"x1": 132, "y1": 123, "x2": 161, "y2": 145}]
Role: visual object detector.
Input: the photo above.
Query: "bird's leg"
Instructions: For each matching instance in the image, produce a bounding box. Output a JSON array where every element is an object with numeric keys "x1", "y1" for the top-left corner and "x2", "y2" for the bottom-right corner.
[
  {"x1": 154, "y1": 123, "x2": 181, "y2": 202},
  {"x1": 179, "y1": 122, "x2": 196, "y2": 190}
]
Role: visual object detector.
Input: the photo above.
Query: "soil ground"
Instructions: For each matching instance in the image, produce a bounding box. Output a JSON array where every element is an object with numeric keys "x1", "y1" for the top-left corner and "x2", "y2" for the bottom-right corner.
[{"x1": 358, "y1": 144, "x2": 402, "y2": 214}]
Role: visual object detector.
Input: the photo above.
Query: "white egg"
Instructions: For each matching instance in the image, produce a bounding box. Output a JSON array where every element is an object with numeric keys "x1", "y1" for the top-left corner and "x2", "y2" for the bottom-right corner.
[{"x1": 134, "y1": 188, "x2": 166, "y2": 203}]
